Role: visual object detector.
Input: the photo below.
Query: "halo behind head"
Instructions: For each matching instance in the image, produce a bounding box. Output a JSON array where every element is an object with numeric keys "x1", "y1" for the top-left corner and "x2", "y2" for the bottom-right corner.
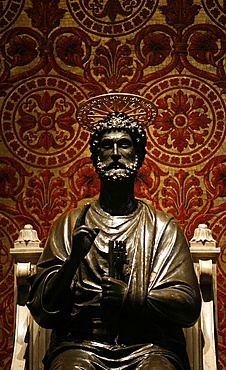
[{"x1": 76, "y1": 93, "x2": 157, "y2": 132}]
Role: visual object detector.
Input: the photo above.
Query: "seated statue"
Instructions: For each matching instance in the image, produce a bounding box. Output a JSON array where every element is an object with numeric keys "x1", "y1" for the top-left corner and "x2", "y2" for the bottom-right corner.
[{"x1": 27, "y1": 99, "x2": 201, "y2": 370}]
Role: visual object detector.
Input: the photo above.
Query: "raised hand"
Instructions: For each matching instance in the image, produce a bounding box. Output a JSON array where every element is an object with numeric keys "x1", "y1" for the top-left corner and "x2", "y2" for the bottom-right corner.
[{"x1": 70, "y1": 204, "x2": 99, "y2": 264}]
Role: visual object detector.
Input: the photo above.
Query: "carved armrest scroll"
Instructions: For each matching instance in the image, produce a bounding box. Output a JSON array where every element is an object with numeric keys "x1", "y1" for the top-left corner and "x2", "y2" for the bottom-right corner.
[
  {"x1": 10, "y1": 225, "x2": 42, "y2": 370},
  {"x1": 189, "y1": 224, "x2": 220, "y2": 370}
]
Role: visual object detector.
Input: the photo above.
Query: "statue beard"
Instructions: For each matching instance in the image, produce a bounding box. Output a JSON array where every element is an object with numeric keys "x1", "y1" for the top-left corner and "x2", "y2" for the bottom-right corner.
[{"x1": 96, "y1": 155, "x2": 139, "y2": 182}]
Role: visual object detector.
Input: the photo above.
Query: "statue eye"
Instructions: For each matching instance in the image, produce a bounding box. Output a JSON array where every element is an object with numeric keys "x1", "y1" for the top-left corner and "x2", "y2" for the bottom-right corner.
[
  {"x1": 101, "y1": 139, "x2": 113, "y2": 149},
  {"x1": 119, "y1": 139, "x2": 133, "y2": 148}
]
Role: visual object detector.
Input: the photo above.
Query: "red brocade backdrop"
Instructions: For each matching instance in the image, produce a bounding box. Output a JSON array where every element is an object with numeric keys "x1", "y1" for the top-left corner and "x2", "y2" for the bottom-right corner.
[{"x1": 0, "y1": 0, "x2": 226, "y2": 368}]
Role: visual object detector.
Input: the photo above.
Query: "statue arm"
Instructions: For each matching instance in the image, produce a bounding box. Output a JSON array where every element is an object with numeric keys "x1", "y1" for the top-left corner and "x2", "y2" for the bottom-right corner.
[
  {"x1": 27, "y1": 205, "x2": 98, "y2": 329},
  {"x1": 146, "y1": 221, "x2": 201, "y2": 328},
  {"x1": 27, "y1": 263, "x2": 75, "y2": 328}
]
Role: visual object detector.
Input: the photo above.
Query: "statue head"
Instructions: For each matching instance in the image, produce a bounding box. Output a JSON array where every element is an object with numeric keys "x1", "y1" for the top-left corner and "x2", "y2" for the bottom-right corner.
[
  {"x1": 89, "y1": 112, "x2": 146, "y2": 180},
  {"x1": 76, "y1": 93, "x2": 157, "y2": 181}
]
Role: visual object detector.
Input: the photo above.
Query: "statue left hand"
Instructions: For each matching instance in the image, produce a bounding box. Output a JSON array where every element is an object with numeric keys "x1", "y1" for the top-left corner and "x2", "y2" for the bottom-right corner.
[{"x1": 101, "y1": 276, "x2": 128, "y2": 308}]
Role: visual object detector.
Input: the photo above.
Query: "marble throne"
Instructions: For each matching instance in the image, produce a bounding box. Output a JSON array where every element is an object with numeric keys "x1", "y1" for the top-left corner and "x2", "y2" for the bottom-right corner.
[{"x1": 10, "y1": 223, "x2": 220, "y2": 370}]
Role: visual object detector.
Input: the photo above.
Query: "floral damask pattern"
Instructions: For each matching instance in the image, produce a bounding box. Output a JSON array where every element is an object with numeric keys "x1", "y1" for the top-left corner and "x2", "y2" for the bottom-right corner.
[
  {"x1": 7, "y1": 35, "x2": 38, "y2": 67},
  {"x1": 0, "y1": 157, "x2": 31, "y2": 199},
  {"x1": 0, "y1": 77, "x2": 89, "y2": 168},
  {"x1": 0, "y1": 216, "x2": 17, "y2": 370},
  {"x1": 66, "y1": 0, "x2": 158, "y2": 36},
  {"x1": 154, "y1": 90, "x2": 211, "y2": 153},
  {"x1": 201, "y1": 0, "x2": 226, "y2": 30},
  {"x1": 161, "y1": 169, "x2": 203, "y2": 229},
  {"x1": 61, "y1": 158, "x2": 100, "y2": 203},
  {"x1": 160, "y1": 0, "x2": 201, "y2": 29},
  {"x1": 142, "y1": 32, "x2": 171, "y2": 66},
  {"x1": 26, "y1": 169, "x2": 68, "y2": 228},
  {"x1": 0, "y1": 0, "x2": 226, "y2": 369},
  {"x1": 25, "y1": 0, "x2": 66, "y2": 33},
  {"x1": 56, "y1": 35, "x2": 85, "y2": 67},
  {"x1": 188, "y1": 30, "x2": 220, "y2": 65},
  {"x1": 17, "y1": 90, "x2": 77, "y2": 151},
  {"x1": 134, "y1": 157, "x2": 168, "y2": 202},
  {"x1": 85, "y1": 0, "x2": 141, "y2": 22},
  {"x1": 93, "y1": 38, "x2": 134, "y2": 91},
  {"x1": 0, "y1": 0, "x2": 25, "y2": 32},
  {"x1": 144, "y1": 75, "x2": 226, "y2": 166}
]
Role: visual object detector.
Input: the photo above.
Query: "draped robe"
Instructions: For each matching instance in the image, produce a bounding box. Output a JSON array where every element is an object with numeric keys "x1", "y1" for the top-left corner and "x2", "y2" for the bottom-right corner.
[{"x1": 27, "y1": 200, "x2": 201, "y2": 370}]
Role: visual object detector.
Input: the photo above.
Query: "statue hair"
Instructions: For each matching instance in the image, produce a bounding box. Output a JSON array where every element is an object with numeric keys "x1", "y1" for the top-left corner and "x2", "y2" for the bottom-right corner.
[{"x1": 89, "y1": 112, "x2": 146, "y2": 168}]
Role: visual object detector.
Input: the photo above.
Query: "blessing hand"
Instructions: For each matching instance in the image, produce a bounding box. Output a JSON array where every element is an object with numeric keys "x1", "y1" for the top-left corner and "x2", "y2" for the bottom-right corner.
[{"x1": 70, "y1": 204, "x2": 99, "y2": 264}]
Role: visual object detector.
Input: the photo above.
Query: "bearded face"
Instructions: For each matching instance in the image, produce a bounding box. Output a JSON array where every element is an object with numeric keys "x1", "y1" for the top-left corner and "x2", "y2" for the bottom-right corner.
[{"x1": 96, "y1": 130, "x2": 140, "y2": 181}]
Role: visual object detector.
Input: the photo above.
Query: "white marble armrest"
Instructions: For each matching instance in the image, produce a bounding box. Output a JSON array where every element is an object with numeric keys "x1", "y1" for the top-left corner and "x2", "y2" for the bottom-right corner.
[
  {"x1": 10, "y1": 225, "x2": 49, "y2": 370},
  {"x1": 186, "y1": 224, "x2": 220, "y2": 370}
]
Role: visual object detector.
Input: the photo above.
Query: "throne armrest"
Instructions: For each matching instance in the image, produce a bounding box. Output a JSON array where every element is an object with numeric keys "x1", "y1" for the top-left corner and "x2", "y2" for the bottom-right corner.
[
  {"x1": 10, "y1": 263, "x2": 36, "y2": 370},
  {"x1": 185, "y1": 224, "x2": 220, "y2": 370},
  {"x1": 10, "y1": 225, "x2": 51, "y2": 370}
]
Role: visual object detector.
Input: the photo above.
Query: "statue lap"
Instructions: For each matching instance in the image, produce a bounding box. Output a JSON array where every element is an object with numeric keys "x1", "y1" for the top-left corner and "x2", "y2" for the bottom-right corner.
[{"x1": 49, "y1": 348, "x2": 178, "y2": 370}]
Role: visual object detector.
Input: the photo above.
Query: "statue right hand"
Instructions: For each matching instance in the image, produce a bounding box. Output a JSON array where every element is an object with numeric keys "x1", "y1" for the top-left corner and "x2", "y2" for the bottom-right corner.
[{"x1": 70, "y1": 204, "x2": 99, "y2": 264}]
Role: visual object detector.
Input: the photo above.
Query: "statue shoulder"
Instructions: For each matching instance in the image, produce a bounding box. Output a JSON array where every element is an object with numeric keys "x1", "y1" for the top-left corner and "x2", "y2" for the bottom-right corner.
[
  {"x1": 152, "y1": 206, "x2": 185, "y2": 241},
  {"x1": 53, "y1": 203, "x2": 91, "y2": 229},
  {"x1": 139, "y1": 200, "x2": 173, "y2": 225},
  {"x1": 139, "y1": 200, "x2": 179, "y2": 234},
  {"x1": 155, "y1": 208, "x2": 174, "y2": 225}
]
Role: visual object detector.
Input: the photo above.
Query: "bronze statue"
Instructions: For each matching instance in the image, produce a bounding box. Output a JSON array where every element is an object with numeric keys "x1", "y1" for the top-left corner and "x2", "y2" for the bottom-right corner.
[{"x1": 27, "y1": 94, "x2": 201, "y2": 370}]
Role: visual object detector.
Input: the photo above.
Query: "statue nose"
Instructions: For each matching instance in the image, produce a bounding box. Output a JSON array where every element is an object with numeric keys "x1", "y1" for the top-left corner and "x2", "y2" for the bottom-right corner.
[
  {"x1": 111, "y1": 143, "x2": 121, "y2": 161},
  {"x1": 111, "y1": 153, "x2": 121, "y2": 161}
]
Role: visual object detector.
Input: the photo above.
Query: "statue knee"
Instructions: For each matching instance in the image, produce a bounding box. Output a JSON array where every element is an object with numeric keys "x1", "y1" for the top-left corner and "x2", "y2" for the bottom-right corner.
[
  {"x1": 49, "y1": 349, "x2": 97, "y2": 370},
  {"x1": 136, "y1": 354, "x2": 177, "y2": 370}
]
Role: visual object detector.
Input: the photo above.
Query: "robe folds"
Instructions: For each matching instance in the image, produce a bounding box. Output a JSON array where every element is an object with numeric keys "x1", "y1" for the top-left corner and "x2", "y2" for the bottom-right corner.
[{"x1": 27, "y1": 200, "x2": 201, "y2": 370}]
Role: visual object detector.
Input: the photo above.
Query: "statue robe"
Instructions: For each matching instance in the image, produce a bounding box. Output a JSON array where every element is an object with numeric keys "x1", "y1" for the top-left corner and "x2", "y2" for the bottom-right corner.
[{"x1": 27, "y1": 200, "x2": 201, "y2": 370}]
